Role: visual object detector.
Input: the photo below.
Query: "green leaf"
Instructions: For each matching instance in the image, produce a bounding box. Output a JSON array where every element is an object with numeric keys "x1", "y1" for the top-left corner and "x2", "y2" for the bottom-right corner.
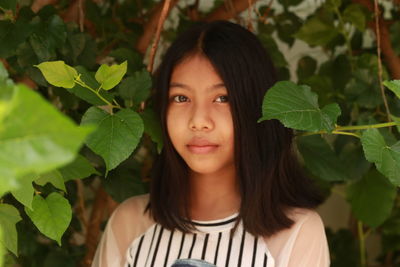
[
  {"x1": 35, "y1": 170, "x2": 66, "y2": 192},
  {"x1": 140, "y1": 108, "x2": 163, "y2": 153},
  {"x1": 35, "y1": 61, "x2": 78, "y2": 88},
  {"x1": 0, "y1": 20, "x2": 32, "y2": 58},
  {"x1": 0, "y1": 204, "x2": 21, "y2": 256},
  {"x1": 81, "y1": 107, "x2": 144, "y2": 172},
  {"x1": 0, "y1": 84, "x2": 93, "y2": 195},
  {"x1": 275, "y1": 12, "x2": 302, "y2": 47},
  {"x1": 11, "y1": 174, "x2": 35, "y2": 210},
  {"x1": 347, "y1": 169, "x2": 396, "y2": 227},
  {"x1": 59, "y1": 154, "x2": 99, "y2": 182},
  {"x1": 361, "y1": 129, "x2": 400, "y2": 185},
  {"x1": 297, "y1": 56, "x2": 317, "y2": 81},
  {"x1": 258, "y1": 34, "x2": 287, "y2": 68},
  {"x1": 29, "y1": 15, "x2": 67, "y2": 62},
  {"x1": 383, "y1": 80, "x2": 400, "y2": 99},
  {"x1": 391, "y1": 114, "x2": 400, "y2": 133},
  {"x1": 95, "y1": 61, "x2": 127, "y2": 90},
  {"x1": 343, "y1": 4, "x2": 367, "y2": 31},
  {"x1": 295, "y1": 17, "x2": 340, "y2": 46},
  {"x1": 118, "y1": 69, "x2": 152, "y2": 105},
  {"x1": 259, "y1": 81, "x2": 341, "y2": 132},
  {"x1": 297, "y1": 135, "x2": 348, "y2": 181},
  {"x1": 25, "y1": 193, "x2": 72, "y2": 246}
]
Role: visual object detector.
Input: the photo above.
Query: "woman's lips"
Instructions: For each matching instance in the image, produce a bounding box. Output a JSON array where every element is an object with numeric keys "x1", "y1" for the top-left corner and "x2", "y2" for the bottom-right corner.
[
  {"x1": 187, "y1": 138, "x2": 219, "y2": 154},
  {"x1": 187, "y1": 145, "x2": 219, "y2": 154}
]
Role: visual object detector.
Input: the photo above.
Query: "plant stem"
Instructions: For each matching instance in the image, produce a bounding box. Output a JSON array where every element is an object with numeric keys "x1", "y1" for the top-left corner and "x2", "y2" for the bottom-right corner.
[
  {"x1": 373, "y1": 0, "x2": 391, "y2": 123},
  {"x1": 74, "y1": 78, "x2": 121, "y2": 110},
  {"x1": 336, "y1": 122, "x2": 398, "y2": 131},
  {"x1": 358, "y1": 221, "x2": 367, "y2": 267}
]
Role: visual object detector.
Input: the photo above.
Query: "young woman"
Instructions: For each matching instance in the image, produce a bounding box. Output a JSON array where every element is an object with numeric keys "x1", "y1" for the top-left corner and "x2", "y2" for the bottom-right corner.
[{"x1": 92, "y1": 20, "x2": 330, "y2": 267}]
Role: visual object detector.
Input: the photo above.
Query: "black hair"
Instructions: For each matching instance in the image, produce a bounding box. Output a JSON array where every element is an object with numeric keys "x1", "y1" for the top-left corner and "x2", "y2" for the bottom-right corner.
[{"x1": 147, "y1": 20, "x2": 323, "y2": 237}]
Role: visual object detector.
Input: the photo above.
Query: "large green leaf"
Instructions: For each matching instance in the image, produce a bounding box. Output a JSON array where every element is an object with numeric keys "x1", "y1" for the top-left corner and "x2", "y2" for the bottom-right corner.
[
  {"x1": 297, "y1": 135, "x2": 348, "y2": 181},
  {"x1": 81, "y1": 107, "x2": 144, "y2": 172},
  {"x1": 118, "y1": 69, "x2": 152, "y2": 105},
  {"x1": 295, "y1": 17, "x2": 340, "y2": 46},
  {"x1": 25, "y1": 193, "x2": 72, "y2": 246},
  {"x1": 35, "y1": 170, "x2": 66, "y2": 192},
  {"x1": 35, "y1": 61, "x2": 77, "y2": 88},
  {"x1": 0, "y1": 84, "x2": 93, "y2": 196},
  {"x1": 95, "y1": 61, "x2": 127, "y2": 90},
  {"x1": 59, "y1": 154, "x2": 99, "y2": 182},
  {"x1": 259, "y1": 81, "x2": 341, "y2": 132},
  {"x1": 0, "y1": 204, "x2": 21, "y2": 256},
  {"x1": 347, "y1": 169, "x2": 396, "y2": 227},
  {"x1": 383, "y1": 80, "x2": 400, "y2": 99},
  {"x1": 361, "y1": 129, "x2": 400, "y2": 185}
]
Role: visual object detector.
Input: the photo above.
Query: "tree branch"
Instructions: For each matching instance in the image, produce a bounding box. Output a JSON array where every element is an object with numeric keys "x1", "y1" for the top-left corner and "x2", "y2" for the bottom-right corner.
[
  {"x1": 147, "y1": 0, "x2": 174, "y2": 74},
  {"x1": 354, "y1": 0, "x2": 400, "y2": 79},
  {"x1": 135, "y1": 0, "x2": 179, "y2": 55},
  {"x1": 204, "y1": 0, "x2": 261, "y2": 22},
  {"x1": 81, "y1": 186, "x2": 109, "y2": 267}
]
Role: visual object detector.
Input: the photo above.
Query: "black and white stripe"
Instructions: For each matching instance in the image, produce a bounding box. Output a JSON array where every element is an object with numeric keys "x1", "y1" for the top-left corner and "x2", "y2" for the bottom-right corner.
[{"x1": 125, "y1": 214, "x2": 274, "y2": 267}]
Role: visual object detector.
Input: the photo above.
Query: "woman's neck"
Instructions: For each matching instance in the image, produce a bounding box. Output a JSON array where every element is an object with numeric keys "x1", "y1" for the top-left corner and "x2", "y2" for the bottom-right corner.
[{"x1": 188, "y1": 165, "x2": 241, "y2": 221}]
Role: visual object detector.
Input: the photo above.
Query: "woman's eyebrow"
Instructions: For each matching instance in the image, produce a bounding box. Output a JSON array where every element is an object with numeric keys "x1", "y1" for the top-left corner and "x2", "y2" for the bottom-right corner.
[{"x1": 169, "y1": 82, "x2": 225, "y2": 91}]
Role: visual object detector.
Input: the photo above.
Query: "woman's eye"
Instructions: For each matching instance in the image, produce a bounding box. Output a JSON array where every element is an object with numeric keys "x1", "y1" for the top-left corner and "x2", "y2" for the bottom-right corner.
[
  {"x1": 215, "y1": 95, "x2": 229, "y2": 103},
  {"x1": 173, "y1": 95, "x2": 189, "y2": 103}
]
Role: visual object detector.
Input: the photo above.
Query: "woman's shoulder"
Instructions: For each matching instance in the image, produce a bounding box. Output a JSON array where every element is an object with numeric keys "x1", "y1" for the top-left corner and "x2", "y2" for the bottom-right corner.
[
  {"x1": 264, "y1": 208, "x2": 327, "y2": 261},
  {"x1": 110, "y1": 193, "x2": 154, "y2": 235}
]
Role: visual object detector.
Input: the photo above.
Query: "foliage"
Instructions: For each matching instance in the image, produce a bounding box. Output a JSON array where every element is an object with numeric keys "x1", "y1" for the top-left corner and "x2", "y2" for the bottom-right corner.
[{"x1": 1, "y1": 0, "x2": 400, "y2": 266}]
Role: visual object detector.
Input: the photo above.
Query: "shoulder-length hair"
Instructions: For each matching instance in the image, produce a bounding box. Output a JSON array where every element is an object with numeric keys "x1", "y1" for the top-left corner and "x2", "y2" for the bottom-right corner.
[{"x1": 147, "y1": 20, "x2": 323, "y2": 237}]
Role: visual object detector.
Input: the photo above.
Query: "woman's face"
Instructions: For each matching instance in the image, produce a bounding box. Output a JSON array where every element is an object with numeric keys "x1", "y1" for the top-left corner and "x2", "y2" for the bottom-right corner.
[{"x1": 167, "y1": 54, "x2": 235, "y2": 176}]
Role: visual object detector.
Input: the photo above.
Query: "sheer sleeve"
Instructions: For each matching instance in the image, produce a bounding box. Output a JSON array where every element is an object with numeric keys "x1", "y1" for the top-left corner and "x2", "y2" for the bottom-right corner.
[
  {"x1": 91, "y1": 194, "x2": 154, "y2": 267},
  {"x1": 266, "y1": 209, "x2": 330, "y2": 267}
]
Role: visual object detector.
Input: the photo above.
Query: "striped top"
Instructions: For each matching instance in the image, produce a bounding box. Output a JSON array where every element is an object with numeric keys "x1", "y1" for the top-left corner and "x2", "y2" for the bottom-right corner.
[{"x1": 124, "y1": 213, "x2": 274, "y2": 267}]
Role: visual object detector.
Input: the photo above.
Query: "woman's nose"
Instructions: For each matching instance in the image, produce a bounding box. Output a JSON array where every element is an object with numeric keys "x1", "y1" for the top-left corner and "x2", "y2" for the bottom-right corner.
[{"x1": 188, "y1": 103, "x2": 214, "y2": 131}]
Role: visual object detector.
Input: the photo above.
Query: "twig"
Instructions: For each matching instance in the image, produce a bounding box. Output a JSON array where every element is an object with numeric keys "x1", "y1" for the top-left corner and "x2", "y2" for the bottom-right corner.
[
  {"x1": 374, "y1": 0, "x2": 391, "y2": 123},
  {"x1": 147, "y1": 0, "x2": 173, "y2": 74},
  {"x1": 81, "y1": 186, "x2": 109, "y2": 267}
]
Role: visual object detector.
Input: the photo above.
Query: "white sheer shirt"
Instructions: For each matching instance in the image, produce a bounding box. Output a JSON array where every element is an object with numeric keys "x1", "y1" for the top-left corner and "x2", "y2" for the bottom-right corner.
[{"x1": 92, "y1": 194, "x2": 330, "y2": 267}]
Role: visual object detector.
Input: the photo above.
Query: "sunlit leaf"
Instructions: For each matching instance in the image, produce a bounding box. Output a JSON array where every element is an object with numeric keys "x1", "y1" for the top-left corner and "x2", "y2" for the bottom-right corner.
[
  {"x1": 35, "y1": 61, "x2": 77, "y2": 88},
  {"x1": 95, "y1": 61, "x2": 127, "y2": 90}
]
